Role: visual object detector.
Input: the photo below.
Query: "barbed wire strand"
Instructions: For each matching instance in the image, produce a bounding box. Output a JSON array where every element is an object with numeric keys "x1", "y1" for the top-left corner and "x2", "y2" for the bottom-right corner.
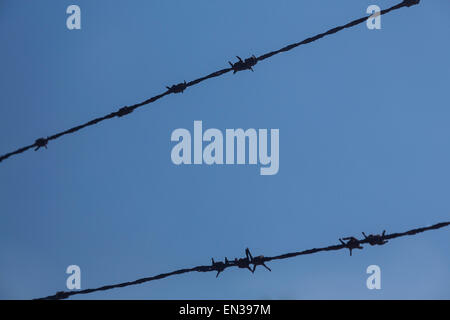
[
  {"x1": 36, "y1": 221, "x2": 449, "y2": 300},
  {"x1": 0, "y1": 0, "x2": 421, "y2": 164}
]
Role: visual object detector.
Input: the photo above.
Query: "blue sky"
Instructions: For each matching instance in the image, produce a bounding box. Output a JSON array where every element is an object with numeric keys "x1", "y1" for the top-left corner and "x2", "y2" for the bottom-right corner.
[{"x1": 0, "y1": 0, "x2": 449, "y2": 299}]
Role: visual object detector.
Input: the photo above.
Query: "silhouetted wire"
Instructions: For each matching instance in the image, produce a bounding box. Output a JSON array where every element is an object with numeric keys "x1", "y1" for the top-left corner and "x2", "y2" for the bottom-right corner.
[
  {"x1": 36, "y1": 221, "x2": 449, "y2": 300},
  {"x1": 0, "y1": 0, "x2": 421, "y2": 164}
]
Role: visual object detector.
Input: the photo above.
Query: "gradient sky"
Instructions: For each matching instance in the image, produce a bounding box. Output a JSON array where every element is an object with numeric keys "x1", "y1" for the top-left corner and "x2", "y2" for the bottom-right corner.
[{"x1": 0, "y1": 0, "x2": 449, "y2": 299}]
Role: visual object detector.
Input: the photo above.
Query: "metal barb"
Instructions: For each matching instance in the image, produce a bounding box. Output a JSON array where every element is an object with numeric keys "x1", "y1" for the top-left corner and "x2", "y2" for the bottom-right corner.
[
  {"x1": 362, "y1": 230, "x2": 388, "y2": 246},
  {"x1": 211, "y1": 257, "x2": 230, "y2": 278},
  {"x1": 232, "y1": 248, "x2": 254, "y2": 273},
  {"x1": 339, "y1": 237, "x2": 363, "y2": 256},
  {"x1": 229, "y1": 55, "x2": 258, "y2": 74},
  {"x1": 166, "y1": 80, "x2": 188, "y2": 94},
  {"x1": 247, "y1": 248, "x2": 271, "y2": 272},
  {"x1": 34, "y1": 138, "x2": 48, "y2": 151}
]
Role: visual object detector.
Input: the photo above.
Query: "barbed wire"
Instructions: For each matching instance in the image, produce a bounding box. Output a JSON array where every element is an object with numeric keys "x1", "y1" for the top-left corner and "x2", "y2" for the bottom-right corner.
[
  {"x1": 36, "y1": 221, "x2": 449, "y2": 300},
  {"x1": 0, "y1": 0, "x2": 421, "y2": 164}
]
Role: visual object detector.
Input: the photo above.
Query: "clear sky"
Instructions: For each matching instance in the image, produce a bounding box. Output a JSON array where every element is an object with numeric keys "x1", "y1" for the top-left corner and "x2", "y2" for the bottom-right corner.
[{"x1": 0, "y1": 0, "x2": 449, "y2": 299}]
